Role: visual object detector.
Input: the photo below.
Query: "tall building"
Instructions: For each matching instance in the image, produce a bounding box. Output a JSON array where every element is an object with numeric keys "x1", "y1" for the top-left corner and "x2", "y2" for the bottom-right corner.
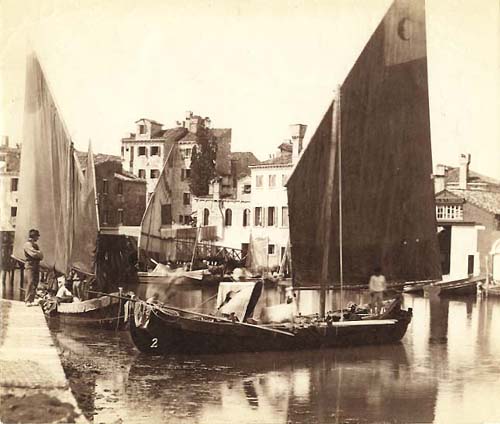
[{"x1": 121, "y1": 111, "x2": 232, "y2": 223}]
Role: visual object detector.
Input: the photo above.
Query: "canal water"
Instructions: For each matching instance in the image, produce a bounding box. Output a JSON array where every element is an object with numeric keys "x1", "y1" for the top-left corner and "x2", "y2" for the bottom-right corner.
[{"x1": 3, "y1": 278, "x2": 500, "y2": 423}]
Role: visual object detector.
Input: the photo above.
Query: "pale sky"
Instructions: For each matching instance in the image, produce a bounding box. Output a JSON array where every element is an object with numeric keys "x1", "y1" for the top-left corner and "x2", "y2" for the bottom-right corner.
[{"x1": 1, "y1": 0, "x2": 499, "y2": 178}]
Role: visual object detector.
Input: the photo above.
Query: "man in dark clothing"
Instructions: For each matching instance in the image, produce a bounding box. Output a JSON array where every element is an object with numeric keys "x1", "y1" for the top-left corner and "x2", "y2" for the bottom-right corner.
[{"x1": 24, "y1": 229, "x2": 44, "y2": 306}]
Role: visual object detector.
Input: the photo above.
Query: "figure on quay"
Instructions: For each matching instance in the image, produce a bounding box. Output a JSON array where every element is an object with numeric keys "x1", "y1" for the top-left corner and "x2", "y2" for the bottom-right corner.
[
  {"x1": 369, "y1": 266, "x2": 387, "y2": 315},
  {"x1": 23, "y1": 228, "x2": 43, "y2": 306}
]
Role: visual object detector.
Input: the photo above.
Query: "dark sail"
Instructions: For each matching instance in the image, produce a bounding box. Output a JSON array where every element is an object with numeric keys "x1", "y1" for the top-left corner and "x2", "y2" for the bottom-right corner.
[
  {"x1": 287, "y1": 0, "x2": 442, "y2": 287},
  {"x1": 13, "y1": 54, "x2": 74, "y2": 275}
]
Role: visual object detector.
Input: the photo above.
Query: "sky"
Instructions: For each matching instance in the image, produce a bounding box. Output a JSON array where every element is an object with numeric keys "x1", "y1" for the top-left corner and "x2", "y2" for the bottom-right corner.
[{"x1": 1, "y1": 0, "x2": 499, "y2": 178}]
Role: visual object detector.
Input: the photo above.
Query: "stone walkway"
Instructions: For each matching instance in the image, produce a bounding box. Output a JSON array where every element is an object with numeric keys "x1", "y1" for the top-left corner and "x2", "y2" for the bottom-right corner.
[{"x1": 0, "y1": 299, "x2": 88, "y2": 423}]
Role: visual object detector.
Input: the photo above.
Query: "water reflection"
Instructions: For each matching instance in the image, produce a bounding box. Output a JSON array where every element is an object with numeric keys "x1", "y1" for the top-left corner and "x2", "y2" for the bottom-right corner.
[{"x1": 6, "y1": 278, "x2": 500, "y2": 423}]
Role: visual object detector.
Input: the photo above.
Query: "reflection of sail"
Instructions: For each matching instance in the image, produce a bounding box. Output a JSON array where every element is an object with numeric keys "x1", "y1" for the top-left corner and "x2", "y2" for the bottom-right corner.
[{"x1": 124, "y1": 344, "x2": 437, "y2": 424}]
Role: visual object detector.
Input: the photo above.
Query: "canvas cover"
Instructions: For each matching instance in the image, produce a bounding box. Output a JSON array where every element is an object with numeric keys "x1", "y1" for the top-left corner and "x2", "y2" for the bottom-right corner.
[
  {"x1": 245, "y1": 235, "x2": 269, "y2": 273},
  {"x1": 287, "y1": 0, "x2": 442, "y2": 287},
  {"x1": 13, "y1": 54, "x2": 74, "y2": 275},
  {"x1": 70, "y1": 143, "x2": 99, "y2": 275}
]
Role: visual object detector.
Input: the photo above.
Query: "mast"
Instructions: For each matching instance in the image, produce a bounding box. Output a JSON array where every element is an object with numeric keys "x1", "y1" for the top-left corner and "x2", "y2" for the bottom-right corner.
[
  {"x1": 337, "y1": 85, "x2": 344, "y2": 320},
  {"x1": 319, "y1": 91, "x2": 340, "y2": 318}
]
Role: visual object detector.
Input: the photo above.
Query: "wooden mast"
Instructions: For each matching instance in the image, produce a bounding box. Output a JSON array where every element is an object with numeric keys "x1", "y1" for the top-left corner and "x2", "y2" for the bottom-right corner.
[{"x1": 319, "y1": 89, "x2": 340, "y2": 317}]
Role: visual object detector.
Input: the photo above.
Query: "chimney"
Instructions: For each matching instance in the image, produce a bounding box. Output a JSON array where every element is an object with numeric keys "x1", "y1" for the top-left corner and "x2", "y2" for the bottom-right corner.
[
  {"x1": 458, "y1": 153, "x2": 470, "y2": 190},
  {"x1": 290, "y1": 124, "x2": 307, "y2": 163},
  {"x1": 433, "y1": 164, "x2": 446, "y2": 193},
  {"x1": 1, "y1": 136, "x2": 9, "y2": 147},
  {"x1": 212, "y1": 178, "x2": 221, "y2": 200}
]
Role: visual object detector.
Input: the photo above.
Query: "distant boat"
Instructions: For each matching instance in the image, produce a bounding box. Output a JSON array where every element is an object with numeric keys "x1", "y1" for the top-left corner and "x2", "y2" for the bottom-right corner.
[
  {"x1": 12, "y1": 53, "x2": 131, "y2": 328},
  {"x1": 128, "y1": 0, "x2": 435, "y2": 355},
  {"x1": 422, "y1": 275, "x2": 486, "y2": 297}
]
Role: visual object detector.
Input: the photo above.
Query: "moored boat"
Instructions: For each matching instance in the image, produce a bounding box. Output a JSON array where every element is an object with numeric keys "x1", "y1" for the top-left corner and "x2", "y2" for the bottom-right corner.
[{"x1": 128, "y1": 0, "x2": 437, "y2": 355}]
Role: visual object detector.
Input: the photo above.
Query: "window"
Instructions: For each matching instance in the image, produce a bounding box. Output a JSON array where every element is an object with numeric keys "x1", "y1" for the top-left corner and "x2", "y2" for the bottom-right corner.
[
  {"x1": 103, "y1": 210, "x2": 109, "y2": 225},
  {"x1": 150, "y1": 169, "x2": 160, "y2": 178},
  {"x1": 281, "y1": 246, "x2": 286, "y2": 261},
  {"x1": 10, "y1": 207, "x2": 17, "y2": 217},
  {"x1": 267, "y1": 207, "x2": 276, "y2": 226},
  {"x1": 256, "y1": 175, "x2": 263, "y2": 188},
  {"x1": 121, "y1": 146, "x2": 124, "y2": 157},
  {"x1": 138, "y1": 146, "x2": 147, "y2": 156},
  {"x1": 203, "y1": 208, "x2": 210, "y2": 226},
  {"x1": 117, "y1": 209, "x2": 124, "y2": 225},
  {"x1": 117, "y1": 182, "x2": 123, "y2": 195},
  {"x1": 468, "y1": 255, "x2": 475, "y2": 275},
  {"x1": 243, "y1": 209, "x2": 251, "y2": 227},
  {"x1": 254, "y1": 207, "x2": 263, "y2": 226},
  {"x1": 225, "y1": 209, "x2": 232, "y2": 226},
  {"x1": 150, "y1": 146, "x2": 160, "y2": 156},
  {"x1": 183, "y1": 192, "x2": 190, "y2": 205},
  {"x1": 243, "y1": 184, "x2": 251, "y2": 194},
  {"x1": 181, "y1": 148, "x2": 192, "y2": 160},
  {"x1": 281, "y1": 206, "x2": 289, "y2": 227},
  {"x1": 161, "y1": 204, "x2": 172, "y2": 225},
  {"x1": 268, "y1": 244, "x2": 276, "y2": 255},
  {"x1": 269, "y1": 174, "x2": 276, "y2": 187},
  {"x1": 179, "y1": 215, "x2": 184, "y2": 224},
  {"x1": 102, "y1": 179, "x2": 108, "y2": 194},
  {"x1": 138, "y1": 169, "x2": 146, "y2": 179},
  {"x1": 10, "y1": 178, "x2": 18, "y2": 192},
  {"x1": 139, "y1": 124, "x2": 146, "y2": 134},
  {"x1": 130, "y1": 146, "x2": 134, "y2": 161},
  {"x1": 282, "y1": 174, "x2": 288, "y2": 186},
  {"x1": 184, "y1": 215, "x2": 191, "y2": 225},
  {"x1": 436, "y1": 204, "x2": 463, "y2": 221},
  {"x1": 181, "y1": 168, "x2": 191, "y2": 181}
]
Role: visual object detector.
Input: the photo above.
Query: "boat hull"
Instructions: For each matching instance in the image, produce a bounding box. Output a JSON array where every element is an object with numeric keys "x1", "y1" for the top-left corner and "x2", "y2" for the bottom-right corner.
[
  {"x1": 130, "y1": 308, "x2": 412, "y2": 355},
  {"x1": 44, "y1": 295, "x2": 128, "y2": 330}
]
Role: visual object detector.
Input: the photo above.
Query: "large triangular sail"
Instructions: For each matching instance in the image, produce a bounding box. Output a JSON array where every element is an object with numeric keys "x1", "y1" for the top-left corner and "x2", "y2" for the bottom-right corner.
[
  {"x1": 139, "y1": 141, "x2": 182, "y2": 265},
  {"x1": 13, "y1": 53, "x2": 74, "y2": 275},
  {"x1": 287, "y1": 0, "x2": 442, "y2": 287},
  {"x1": 70, "y1": 142, "x2": 99, "y2": 275}
]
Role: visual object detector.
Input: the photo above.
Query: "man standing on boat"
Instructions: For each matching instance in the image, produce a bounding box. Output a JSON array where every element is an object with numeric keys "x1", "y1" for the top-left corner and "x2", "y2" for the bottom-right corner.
[
  {"x1": 24, "y1": 229, "x2": 43, "y2": 306},
  {"x1": 369, "y1": 267, "x2": 387, "y2": 315}
]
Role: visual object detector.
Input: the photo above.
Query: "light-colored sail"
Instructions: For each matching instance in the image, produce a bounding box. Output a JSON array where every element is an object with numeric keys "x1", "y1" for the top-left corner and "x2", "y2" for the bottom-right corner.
[
  {"x1": 70, "y1": 142, "x2": 98, "y2": 275},
  {"x1": 13, "y1": 54, "x2": 74, "y2": 275}
]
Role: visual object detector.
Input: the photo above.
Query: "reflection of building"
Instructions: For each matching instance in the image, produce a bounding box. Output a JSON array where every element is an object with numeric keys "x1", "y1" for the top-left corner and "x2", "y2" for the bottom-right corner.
[
  {"x1": 121, "y1": 112, "x2": 232, "y2": 223},
  {"x1": 77, "y1": 152, "x2": 147, "y2": 236},
  {"x1": 434, "y1": 154, "x2": 500, "y2": 281},
  {"x1": 192, "y1": 124, "x2": 306, "y2": 271}
]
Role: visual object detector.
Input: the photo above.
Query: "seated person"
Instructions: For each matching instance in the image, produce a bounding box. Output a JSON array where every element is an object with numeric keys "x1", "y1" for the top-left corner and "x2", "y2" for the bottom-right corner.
[{"x1": 56, "y1": 276, "x2": 74, "y2": 303}]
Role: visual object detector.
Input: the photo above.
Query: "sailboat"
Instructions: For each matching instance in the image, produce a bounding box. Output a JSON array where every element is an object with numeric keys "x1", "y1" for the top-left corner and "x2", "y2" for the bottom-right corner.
[
  {"x1": 12, "y1": 54, "x2": 128, "y2": 328},
  {"x1": 127, "y1": 0, "x2": 441, "y2": 354}
]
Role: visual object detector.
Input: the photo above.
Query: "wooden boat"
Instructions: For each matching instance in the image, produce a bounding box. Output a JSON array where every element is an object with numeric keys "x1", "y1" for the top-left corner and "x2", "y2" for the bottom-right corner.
[
  {"x1": 423, "y1": 275, "x2": 486, "y2": 297},
  {"x1": 128, "y1": 0, "x2": 438, "y2": 355},
  {"x1": 12, "y1": 54, "x2": 133, "y2": 328},
  {"x1": 129, "y1": 290, "x2": 412, "y2": 355}
]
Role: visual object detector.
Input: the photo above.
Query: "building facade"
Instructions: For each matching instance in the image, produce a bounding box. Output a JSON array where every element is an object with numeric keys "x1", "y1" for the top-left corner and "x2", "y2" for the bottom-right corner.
[
  {"x1": 77, "y1": 152, "x2": 147, "y2": 237},
  {"x1": 434, "y1": 154, "x2": 500, "y2": 282},
  {"x1": 193, "y1": 124, "x2": 306, "y2": 271},
  {"x1": 0, "y1": 137, "x2": 20, "y2": 232},
  {"x1": 121, "y1": 112, "x2": 232, "y2": 223}
]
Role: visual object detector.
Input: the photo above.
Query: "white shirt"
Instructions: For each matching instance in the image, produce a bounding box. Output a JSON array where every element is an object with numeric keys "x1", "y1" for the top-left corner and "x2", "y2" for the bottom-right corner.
[{"x1": 369, "y1": 274, "x2": 387, "y2": 292}]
